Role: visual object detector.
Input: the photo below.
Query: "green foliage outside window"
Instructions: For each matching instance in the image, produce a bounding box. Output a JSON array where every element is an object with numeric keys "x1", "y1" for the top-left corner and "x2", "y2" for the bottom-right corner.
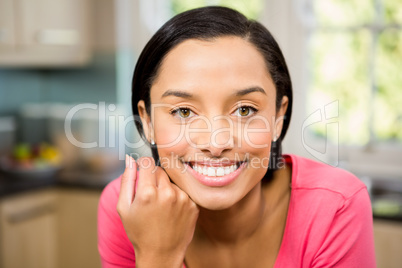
[
  {"x1": 375, "y1": 30, "x2": 402, "y2": 141},
  {"x1": 309, "y1": 0, "x2": 402, "y2": 145}
]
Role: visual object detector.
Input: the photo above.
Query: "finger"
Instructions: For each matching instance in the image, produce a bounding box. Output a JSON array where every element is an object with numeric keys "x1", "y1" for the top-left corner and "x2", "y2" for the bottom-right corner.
[
  {"x1": 169, "y1": 181, "x2": 185, "y2": 195},
  {"x1": 118, "y1": 154, "x2": 137, "y2": 208},
  {"x1": 169, "y1": 182, "x2": 198, "y2": 207},
  {"x1": 136, "y1": 157, "x2": 157, "y2": 191},
  {"x1": 155, "y1": 167, "x2": 171, "y2": 189}
]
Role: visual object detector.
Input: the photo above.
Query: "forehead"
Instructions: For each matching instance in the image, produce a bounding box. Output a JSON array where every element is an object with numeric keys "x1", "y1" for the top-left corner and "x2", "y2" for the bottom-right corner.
[{"x1": 150, "y1": 36, "x2": 274, "y2": 100}]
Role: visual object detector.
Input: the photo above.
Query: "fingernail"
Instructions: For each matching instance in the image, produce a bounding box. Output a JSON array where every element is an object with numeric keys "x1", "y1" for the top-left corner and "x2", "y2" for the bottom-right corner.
[
  {"x1": 129, "y1": 155, "x2": 135, "y2": 169},
  {"x1": 125, "y1": 154, "x2": 129, "y2": 168}
]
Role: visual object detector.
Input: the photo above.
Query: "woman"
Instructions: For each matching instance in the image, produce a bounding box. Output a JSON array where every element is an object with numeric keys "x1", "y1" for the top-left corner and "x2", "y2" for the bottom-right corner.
[{"x1": 98, "y1": 6, "x2": 376, "y2": 267}]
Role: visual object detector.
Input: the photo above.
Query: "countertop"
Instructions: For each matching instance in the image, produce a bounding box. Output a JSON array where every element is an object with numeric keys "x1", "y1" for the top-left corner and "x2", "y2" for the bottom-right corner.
[
  {"x1": 2, "y1": 168, "x2": 402, "y2": 222},
  {"x1": 0, "y1": 167, "x2": 125, "y2": 198}
]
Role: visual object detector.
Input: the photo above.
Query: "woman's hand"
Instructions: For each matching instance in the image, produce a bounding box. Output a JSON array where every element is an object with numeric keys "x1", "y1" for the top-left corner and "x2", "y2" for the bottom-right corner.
[{"x1": 117, "y1": 155, "x2": 199, "y2": 268}]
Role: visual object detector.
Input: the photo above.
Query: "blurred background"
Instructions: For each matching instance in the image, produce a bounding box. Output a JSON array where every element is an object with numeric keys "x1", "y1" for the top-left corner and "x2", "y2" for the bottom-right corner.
[{"x1": 0, "y1": 0, "x2": 401, "y2": 267}]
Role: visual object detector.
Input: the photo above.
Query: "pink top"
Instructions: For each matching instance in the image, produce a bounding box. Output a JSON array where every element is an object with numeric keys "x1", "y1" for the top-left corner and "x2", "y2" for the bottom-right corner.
[{"x1": 98, "y1": 154, "x2": 376, "y2": 267}]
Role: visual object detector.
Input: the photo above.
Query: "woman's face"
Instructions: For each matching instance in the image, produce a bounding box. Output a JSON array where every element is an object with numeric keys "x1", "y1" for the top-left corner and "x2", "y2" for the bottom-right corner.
[{"x1": 138, "y1": 36, "x2": 288, "y2": 210}]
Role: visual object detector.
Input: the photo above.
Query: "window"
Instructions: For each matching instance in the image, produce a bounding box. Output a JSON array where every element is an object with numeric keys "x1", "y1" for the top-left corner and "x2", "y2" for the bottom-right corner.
[{"x1": 307, "y1": 0, "x2": 402, "y2": 147}]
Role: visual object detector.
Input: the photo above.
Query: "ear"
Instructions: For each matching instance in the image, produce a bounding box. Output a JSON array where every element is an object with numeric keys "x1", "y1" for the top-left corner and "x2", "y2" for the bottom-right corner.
[
  {"x1": 274, "y1": 96, "x2": 289, "y2": 141},
  {"x1": 137, "y1": 100, "x2": 153, "y2": 143}
]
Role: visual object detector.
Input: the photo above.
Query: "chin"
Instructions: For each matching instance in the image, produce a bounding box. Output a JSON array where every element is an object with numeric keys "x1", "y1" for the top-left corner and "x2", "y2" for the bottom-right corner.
[
  {"x1": 196, "y1": 201, "x2": 237, "y2": 211},
  {"x1": 190, "y1": 190, "x2": 243, "y2": 211}
]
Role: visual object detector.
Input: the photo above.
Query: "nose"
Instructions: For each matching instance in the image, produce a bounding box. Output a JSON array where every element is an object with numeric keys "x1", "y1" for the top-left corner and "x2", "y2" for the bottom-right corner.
[{"x1": 191, "y1": 115, "x2": 235, "y2": 157}]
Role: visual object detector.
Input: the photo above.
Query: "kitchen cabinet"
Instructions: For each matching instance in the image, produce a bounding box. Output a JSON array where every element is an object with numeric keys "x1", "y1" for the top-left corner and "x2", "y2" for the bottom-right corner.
[
  {"x1": 0, "y1": 0, "x2": 92, "y2": 67},
  {"x1": 0, "y1": 0, "x2": 16, "y2": 49},
  {"x1": 0, "y1": 186, "x2": 102, "y2": 268},
  {"x1": 374, "y1": 219, "x2": 402, "y2": 268},
  {"x1": 57, "y1": 188, "x2": 101, "y2": 268},
  {"x1": 0, "y1": 189, "x2": 58, "y2": 268}
]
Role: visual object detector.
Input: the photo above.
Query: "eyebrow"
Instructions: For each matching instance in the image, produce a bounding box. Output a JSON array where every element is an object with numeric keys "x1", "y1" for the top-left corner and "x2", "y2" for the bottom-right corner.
[
  {"x1": 161, "y1": 90, "x2": 194, "y2": 99},
  {"x1": 234, "y1": 87, "x2": 266, "y2": 97},
  {"x1": 161, "y1": 86, "x2": 266, "y2": 99}
]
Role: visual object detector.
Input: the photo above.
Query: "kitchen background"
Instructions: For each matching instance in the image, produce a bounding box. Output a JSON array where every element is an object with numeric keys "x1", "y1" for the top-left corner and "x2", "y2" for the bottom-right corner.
[{"x1": 0, "y1": 0, "x2": 401, "y2": 267}]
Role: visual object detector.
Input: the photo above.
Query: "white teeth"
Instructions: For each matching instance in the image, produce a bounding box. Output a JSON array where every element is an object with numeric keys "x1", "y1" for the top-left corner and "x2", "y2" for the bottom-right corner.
[
  {"x1": 216, "y1": 167, "x2": 224, "y2": 176},
  {"x1": 191, "y1": 163, "x2": 240, "y2": 177},
  {"x1": 207, "y1": 167, "x2": 216, "y2": 177},
  {"x1": 230, "y1": 165, "x2": 235, "y2": 173}
]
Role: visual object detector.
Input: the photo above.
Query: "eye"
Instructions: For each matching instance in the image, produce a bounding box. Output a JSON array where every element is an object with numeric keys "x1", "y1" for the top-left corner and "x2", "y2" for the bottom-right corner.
[
  {"x1": 233, "y1": 106, "x2": 258, "y2": 117},
  {"x1": 170, "y1": 107, "x2": 195, "y2": 119}
]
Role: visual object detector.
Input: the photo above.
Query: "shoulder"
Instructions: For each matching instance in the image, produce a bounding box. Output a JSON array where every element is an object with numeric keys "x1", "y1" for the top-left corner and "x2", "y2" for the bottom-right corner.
[
  {"x1": 277, "y1": 155, "x2": 375, "y2": 267},
  {"x1": 98, "y1": 176, "x2": 123, "y2": 234},
  {"x1": 101, "y1": 176, "x2": 122, "y2": 200},
  {"x1": 98, "y1": 175, "x2": 123, "y2": 223},
  {"x1": 286, "y1": 154, "x2": 367, "y2": 200},
  {"x1": 98, "y1": 175, "x2": 136, "y2": 266},
  {"x1": 99, "y1": 176, "x2": 122, "y2": 211}
]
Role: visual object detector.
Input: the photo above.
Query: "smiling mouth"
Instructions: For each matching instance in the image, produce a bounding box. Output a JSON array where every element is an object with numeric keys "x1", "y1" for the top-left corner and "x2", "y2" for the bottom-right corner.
[{"x1": 185, "y1": 161, "x2": 245, "y2": 177}]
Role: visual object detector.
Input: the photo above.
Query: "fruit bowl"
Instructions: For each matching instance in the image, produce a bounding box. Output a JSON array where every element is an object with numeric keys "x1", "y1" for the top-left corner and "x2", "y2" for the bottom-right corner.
[
  {"x1": 0, "y1": 162, "x2": 61, "y2": 180},
  {"x1": 0, "y1": 143, "x2": 62, "y2": 180}
]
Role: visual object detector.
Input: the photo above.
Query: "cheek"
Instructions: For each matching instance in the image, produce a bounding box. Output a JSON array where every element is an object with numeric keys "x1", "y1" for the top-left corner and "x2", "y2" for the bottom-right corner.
[
  {"x1": 154, "y1": 120, "x2": 189, "y2": 165},
  {"x1": 239, "y1": 114, "x2": 274, "y2": 170},
  {"x1": 154, "y1": 114, "x2": 186, "y2": 147},
  {"x1": 155, "y1": 134, "x2": 189, "y2": 184},
  {"x1": 243, "y1": 131, "x2": 271, "y2": 149},
  {"x1": 241, "y1": 116, "x2": 273, "y2": 149},
  {"x1": 157, "y1": 128, "x2": 184, "y2": 148}
]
